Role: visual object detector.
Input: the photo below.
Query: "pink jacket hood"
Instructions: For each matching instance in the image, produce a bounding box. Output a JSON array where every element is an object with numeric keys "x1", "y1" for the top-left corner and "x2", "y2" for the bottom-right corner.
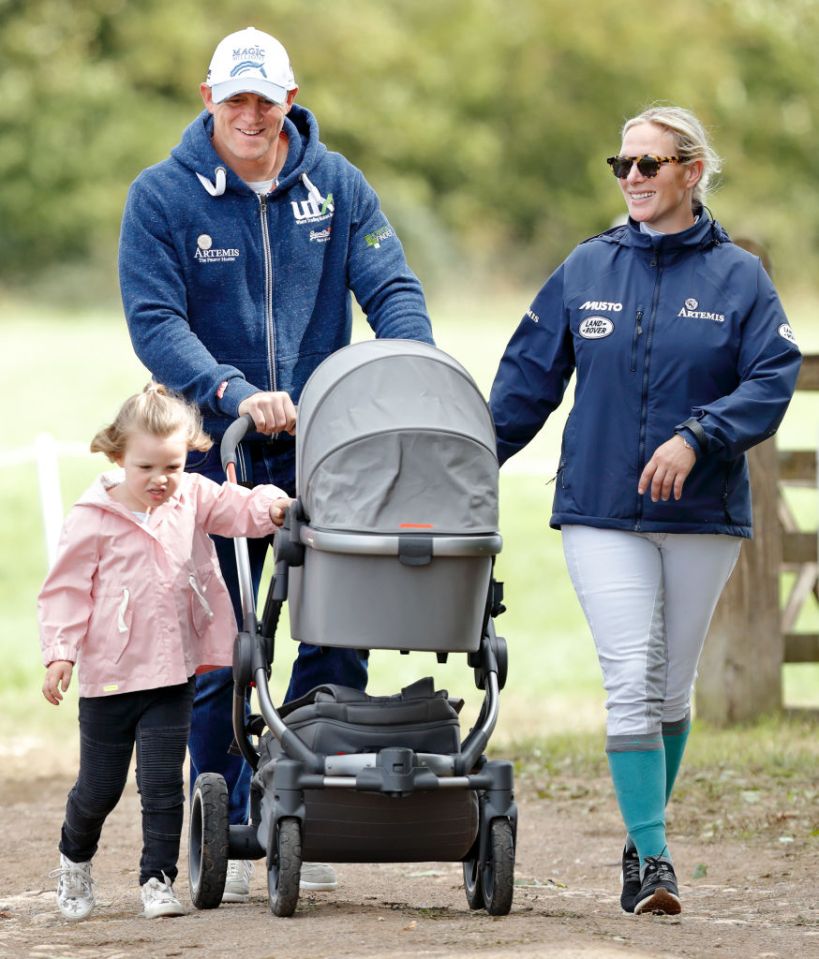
[{"x1": 38, "y1": 470, "x2": 283, "y2": 698}]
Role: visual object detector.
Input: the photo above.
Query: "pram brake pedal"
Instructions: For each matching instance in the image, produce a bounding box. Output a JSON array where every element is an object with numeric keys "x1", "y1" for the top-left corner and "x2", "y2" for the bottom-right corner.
[
  {"x1": 355, "y1": 748, "x2": 439, "y2": 794},
  {"x1": 323, "y1": 751, "x2": 454, "y2": 777}
]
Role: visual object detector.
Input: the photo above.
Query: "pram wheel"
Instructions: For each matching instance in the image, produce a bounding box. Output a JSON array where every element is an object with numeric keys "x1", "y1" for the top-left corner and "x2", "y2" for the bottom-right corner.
[
  {"x1": 463, "y1": 818, "x2": 515, "y2": 915},
  {"x1": 482, "y1": 818, "x2": 515, "y2": 915},
  {"x1": 462, "y1": 855, "x2": 484, "y2": 910},
  {"x1": 267, "y1": 817, "x2": 302, "y2": 917},
  {"x1": 188, "y1": 773, "x2": 229, "y2": 910}
]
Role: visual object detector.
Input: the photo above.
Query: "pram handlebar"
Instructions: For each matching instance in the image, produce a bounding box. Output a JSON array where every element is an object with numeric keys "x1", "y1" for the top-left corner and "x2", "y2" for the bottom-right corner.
[{"x1": 220, "y1": 413, "x2": 255, "y2": 476}]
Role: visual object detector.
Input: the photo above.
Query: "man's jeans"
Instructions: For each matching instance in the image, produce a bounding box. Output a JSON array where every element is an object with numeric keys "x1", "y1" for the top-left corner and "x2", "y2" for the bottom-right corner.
[{"x1": 187, "y1": 438, "x2": 368, "y2": 825}]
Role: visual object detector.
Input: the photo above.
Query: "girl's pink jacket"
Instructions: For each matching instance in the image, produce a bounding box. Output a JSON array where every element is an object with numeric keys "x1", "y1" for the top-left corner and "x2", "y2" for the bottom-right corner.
[{"x1": 38, "y1": 470, "x2": 284, "y2": 698}]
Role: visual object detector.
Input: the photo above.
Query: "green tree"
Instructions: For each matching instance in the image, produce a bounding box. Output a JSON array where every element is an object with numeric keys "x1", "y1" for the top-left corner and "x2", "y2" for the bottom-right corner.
[{"x1": 1, "y1": 0, "x2": 817, "y2": 298}]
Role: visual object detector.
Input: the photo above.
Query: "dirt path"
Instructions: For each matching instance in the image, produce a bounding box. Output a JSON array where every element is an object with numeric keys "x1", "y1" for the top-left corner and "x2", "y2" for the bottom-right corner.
[{"x1": 1, "y1": 754, "x2": 816, "y2": 959}]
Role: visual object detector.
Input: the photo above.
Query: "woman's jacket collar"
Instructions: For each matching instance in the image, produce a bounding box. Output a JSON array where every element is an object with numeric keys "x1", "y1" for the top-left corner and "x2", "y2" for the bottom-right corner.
[{"x1": 595, "y1": 207, "x2": 731, "y2": 255}]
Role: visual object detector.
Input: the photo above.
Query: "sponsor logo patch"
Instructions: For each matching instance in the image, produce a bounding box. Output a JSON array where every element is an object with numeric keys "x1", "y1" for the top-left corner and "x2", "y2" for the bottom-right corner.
[
  {"x1": 678, "y1": 297, "x2": 724, "y2": 322},
  {"x1": 526, "y1": 308, "x2": 540, "y2": 324},
  {"x1": 194, "y1": 234, "x2": 240, "y2": 264},
  {"x1": 364, "y1": 225, "x2": 394, "y2": 249},
  {"x1": 309, "y1": 226, "x2": 332, "y2": 244},
  {"x1": 579, "y1": 316, "x2": 614, "y2": 339},
  {"x1": 291, "y1": 195, "x2": 334, "y2": 224},
  {"x1": 579, "y1": 300, "x2": 623, "y2": 312},
  {"x1": 778, "y1": 323, "x2": 798, "y2": 345}
]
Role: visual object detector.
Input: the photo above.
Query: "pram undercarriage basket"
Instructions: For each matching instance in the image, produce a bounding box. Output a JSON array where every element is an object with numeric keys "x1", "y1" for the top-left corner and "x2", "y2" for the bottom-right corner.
[{"x1": 188, "y1": 341, "x2": 517, "y2": 917}]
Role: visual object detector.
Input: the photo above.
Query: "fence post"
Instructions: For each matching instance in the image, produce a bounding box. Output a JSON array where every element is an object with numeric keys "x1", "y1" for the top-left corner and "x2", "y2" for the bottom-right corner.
[
  {"x1": 695, "y1": 437, "x2": 783, "y2": 723},
  {"x1": 35, "y1": 432, "x2": 64, "y2": 569}
]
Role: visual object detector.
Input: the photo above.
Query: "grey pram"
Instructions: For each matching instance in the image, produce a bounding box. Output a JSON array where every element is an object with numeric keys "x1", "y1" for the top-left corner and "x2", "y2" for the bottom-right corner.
[{"x1": 188, "y1": 340, "x2": 516, "y2": 916}]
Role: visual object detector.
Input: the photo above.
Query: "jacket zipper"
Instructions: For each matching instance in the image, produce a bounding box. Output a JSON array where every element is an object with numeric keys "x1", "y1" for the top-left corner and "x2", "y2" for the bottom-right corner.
[
  {"x1": 259, "y1": 195, "x2": 278, "y2": 393},
  {"x1": 635, "y1": 256, "x2": 662, "y2": 529},
  {"x1": 630, "y1": 308, "x2": 643, "y2": 372},
  {"x1": 721, "y1": 468, "x2": 733, "y2": 524}
]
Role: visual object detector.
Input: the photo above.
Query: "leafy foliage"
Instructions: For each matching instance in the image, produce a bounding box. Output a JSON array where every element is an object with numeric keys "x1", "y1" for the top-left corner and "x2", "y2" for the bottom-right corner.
[{"x1": 1, "y1": 0, "x2": 818, "y2": 296}]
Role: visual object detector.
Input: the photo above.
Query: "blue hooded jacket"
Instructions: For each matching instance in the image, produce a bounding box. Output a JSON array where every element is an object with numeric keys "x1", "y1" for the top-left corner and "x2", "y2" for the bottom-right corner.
[
  {"x1": 119, "y1": 105, "x2": 433, "y2": 439},
  {"x1": 489, "y1": 214, "x2": 802, "y2": 537}
]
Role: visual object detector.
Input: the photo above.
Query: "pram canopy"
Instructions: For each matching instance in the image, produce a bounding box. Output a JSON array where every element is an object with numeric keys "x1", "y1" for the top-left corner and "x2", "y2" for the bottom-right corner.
[{"x1": 296, "y1": 340, "x2": 498, "y2": 535}]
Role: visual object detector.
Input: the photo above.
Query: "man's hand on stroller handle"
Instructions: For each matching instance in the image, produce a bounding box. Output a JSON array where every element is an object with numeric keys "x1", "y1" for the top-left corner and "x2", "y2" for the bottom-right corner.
[
  {"x1": 238, "y1": 391, "x2": 297, "y2": 436},
  {"x1": 43, "y1": 660, "x2": 73, "y2": 706}
]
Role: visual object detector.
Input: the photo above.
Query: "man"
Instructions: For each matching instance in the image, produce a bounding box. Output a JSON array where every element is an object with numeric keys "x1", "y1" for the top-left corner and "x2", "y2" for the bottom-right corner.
[{"x1": 118, "y1": 26, "x2": 433, "y2": 900}]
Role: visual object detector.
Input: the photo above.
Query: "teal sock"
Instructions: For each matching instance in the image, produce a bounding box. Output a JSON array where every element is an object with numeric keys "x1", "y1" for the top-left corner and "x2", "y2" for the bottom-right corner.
[
  {"x1": 662, "y1": 713, "x2": 691, "y2": 803},
  {"x1": 607, "y1": 738, "x2": 667, "y2": 865}
]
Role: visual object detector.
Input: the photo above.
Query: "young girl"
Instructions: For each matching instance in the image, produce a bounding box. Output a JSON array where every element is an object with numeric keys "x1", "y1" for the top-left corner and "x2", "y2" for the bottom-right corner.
[{"x1": 38, "y1": 384, "x2": 290, "y2": 920}]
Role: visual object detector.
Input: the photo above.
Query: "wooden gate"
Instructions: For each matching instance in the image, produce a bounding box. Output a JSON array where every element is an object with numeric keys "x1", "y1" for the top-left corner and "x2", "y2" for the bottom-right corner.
[{"x1": 696, "y1": 354, "x2": 818, "y2": 723}]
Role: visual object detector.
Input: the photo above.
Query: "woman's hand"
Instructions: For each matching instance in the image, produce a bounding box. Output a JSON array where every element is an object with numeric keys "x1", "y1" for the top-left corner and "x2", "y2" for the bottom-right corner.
[
  {"x1": 269, "y1": 497, "x2": 292, "y2": 527},
  {"x1": 43, "y1": 660, "x2": 74, "y2": 705},
  {"x1": 638, "y1": 435, "x2": 697, "y2": 502}
]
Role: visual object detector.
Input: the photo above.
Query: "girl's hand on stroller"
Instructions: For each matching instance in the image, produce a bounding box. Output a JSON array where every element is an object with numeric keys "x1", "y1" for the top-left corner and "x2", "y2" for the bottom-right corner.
[
  {"x1": 269, "y1": 497, "x2": 292, "y2": 528},
  {"x1": 43, "y1": 660, "x2": 73, "y2": 705},
  {"x1": 238, "y1": 391, "x2": 297, "y2": 435}
]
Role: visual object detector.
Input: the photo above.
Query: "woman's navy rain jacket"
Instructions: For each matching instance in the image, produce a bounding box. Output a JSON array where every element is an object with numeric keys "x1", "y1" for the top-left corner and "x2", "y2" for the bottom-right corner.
[{"x1": 489, "y1": 214, "x2": 802, "y2": 537}]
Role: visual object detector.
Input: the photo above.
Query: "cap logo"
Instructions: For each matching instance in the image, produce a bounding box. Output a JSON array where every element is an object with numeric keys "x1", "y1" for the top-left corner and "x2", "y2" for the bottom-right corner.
[
  {"x1": 230, "y1": 60, "x2": 268, "y2": 79},
  {"x1": 233, "y1": 44, "x2": 266, "y2": 60}
]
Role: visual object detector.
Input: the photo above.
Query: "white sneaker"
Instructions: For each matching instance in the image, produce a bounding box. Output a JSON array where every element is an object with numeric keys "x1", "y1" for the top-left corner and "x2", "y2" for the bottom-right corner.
[
  {"x1": 51, "y1": 853, "x2": 95, "y2": 920},
  {"x1": 140, "y1": 874, "x2": 186, "y2": 918},
  {"x1": 300, "y1": 862, "x2": 337, "y2": 892},
  {"x1": 222, "y1": 859, "x2": 253, "y2": 903}
]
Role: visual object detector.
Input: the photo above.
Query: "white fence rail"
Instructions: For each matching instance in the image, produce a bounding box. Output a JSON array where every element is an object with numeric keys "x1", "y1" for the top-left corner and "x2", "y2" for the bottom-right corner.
[
  {"x1": 1, "y1": 436, "x2": 556, "y2": 572},
  {"x1": 0, "y1": 436, "x2": 90, "y2": 568}
]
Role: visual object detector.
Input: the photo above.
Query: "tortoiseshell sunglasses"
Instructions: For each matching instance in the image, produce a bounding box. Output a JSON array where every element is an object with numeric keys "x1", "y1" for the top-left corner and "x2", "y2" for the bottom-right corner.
[{"x1": 606, "y1": 155, "x2": 681, "y2": 178}]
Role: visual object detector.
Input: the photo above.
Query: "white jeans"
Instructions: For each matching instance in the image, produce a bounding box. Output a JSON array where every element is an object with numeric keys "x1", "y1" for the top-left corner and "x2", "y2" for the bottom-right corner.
[{"x1": 562, "y1": 525, "x2": 741, "y2": 738}]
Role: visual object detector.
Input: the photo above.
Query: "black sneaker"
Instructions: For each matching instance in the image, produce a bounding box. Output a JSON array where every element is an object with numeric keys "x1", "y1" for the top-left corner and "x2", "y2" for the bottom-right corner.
[
  {"x1": 620, "y1": 841, "x2": 641, "y2": 913},
  {"x1": 633, "y1": 855, "x2": 681, "y2": 915}
]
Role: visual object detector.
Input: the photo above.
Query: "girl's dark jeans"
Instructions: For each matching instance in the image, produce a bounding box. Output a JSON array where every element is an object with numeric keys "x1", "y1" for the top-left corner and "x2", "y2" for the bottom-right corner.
[{"x1": 60, "y1": 678, "x2": 195, "y2": 886}]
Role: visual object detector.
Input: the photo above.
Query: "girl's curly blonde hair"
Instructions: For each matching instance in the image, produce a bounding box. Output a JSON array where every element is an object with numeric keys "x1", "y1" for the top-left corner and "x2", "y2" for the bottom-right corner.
[{"x1": 90, "y1": 382, "x2": 212, "y2": 461}]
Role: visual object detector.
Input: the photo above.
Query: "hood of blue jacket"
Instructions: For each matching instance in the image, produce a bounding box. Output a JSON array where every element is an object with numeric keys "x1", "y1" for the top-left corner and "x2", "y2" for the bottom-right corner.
[
  {"x1": 169, "y1": 104, "x2": 325, "y2": 198},
  {"x1": 594, "y1": 208, "x2": 731, "y2": 256}
]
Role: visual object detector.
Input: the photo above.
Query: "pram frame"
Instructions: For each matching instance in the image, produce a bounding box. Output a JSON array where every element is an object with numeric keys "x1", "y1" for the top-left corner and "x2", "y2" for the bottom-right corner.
[{"x1": 188, "y1": 408, "x2": 516, "y2": 917}]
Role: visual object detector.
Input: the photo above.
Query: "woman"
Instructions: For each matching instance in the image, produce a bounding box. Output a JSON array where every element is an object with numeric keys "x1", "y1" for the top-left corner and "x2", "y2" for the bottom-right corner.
[{"x1": 489, "y1": 106, "x2": 801, "y2": 915}]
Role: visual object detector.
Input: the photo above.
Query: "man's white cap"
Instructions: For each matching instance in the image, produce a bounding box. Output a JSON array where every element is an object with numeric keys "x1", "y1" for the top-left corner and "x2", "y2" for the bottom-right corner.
[{"x1": 206, "y1": 27, "x2": 296, "y2": 105}]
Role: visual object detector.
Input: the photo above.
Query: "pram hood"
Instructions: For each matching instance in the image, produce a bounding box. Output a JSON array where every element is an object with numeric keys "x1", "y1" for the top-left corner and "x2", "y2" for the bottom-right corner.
[{"x1": 296, "y1": 340, "x2": 498, "y2": 535}]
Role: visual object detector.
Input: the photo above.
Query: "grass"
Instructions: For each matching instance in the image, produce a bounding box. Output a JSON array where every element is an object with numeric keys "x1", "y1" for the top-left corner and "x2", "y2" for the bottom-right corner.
[
  {"x1": 511, "y1": 711, "x2": 818, "y2": 776},
  {"x1": 0, "y1": 290, "x2": 817, "y2": 753},
  {"x1": 509, "y1": 713, "x2": 818, "y2": 844}
]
